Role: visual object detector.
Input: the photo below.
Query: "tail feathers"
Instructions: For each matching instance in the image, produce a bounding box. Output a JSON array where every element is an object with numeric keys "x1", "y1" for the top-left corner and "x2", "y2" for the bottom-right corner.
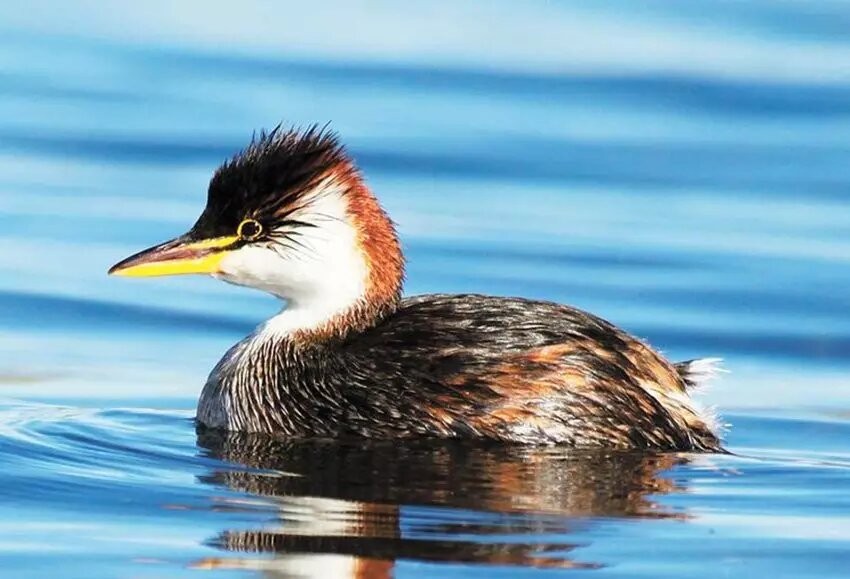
[
  {"x1": 675, "y1": 357, "x2": 726, "y2": 391},
  {"x1": 675, "y1": 357, "x2": 729, "y2": 444}
]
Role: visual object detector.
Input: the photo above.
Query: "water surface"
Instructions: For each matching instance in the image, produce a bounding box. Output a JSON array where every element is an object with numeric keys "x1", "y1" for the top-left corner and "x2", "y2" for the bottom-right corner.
[{"x1": 1, "y1": 2, "x2": 849, "y2": 577}]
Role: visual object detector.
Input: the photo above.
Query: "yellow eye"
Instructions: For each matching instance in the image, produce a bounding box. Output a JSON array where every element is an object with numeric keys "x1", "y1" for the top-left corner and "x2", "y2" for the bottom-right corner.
[{"x1": 237, "y1": 219, "x2": 263, "y2": 240}]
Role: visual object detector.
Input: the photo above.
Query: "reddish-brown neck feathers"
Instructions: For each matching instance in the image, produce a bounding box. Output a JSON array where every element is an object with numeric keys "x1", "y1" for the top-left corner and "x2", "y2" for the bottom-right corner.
[
  {"x1": 346, "y1": 175, "x2": 405, "y2": 311},
  {"x1": 294, "y1": 164, "x2": 405, "y2": 343}
]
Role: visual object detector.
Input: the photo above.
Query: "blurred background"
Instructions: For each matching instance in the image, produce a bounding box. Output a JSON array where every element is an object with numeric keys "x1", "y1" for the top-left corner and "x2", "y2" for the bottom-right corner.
[
  {"x1": 1, "y1": 2, "x2": 850, "y2": 577},
  {"x1": 2, "y1": 0, "x2": 849, "y2": 411}
]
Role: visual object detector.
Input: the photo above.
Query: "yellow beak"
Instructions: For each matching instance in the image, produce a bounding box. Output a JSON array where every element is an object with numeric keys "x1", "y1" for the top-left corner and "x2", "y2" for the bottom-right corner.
[{"x1": 108, "y1": 235, "x2": 239, "y2": 278}]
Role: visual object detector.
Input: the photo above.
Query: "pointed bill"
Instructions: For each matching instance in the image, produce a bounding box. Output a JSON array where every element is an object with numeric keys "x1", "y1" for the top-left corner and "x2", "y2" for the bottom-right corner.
[{"x1": 108, "y1": 235, "x2": 238, "y2": 277}]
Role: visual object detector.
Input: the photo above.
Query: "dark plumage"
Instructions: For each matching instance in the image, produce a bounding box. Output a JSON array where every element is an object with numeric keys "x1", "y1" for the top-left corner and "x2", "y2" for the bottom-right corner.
[
  {"x1": 198, "y1": 294, "x2": 720, "y2": 450},
  {"x1": 188, "y1": 125, "x2": 350, "y2": 242}
]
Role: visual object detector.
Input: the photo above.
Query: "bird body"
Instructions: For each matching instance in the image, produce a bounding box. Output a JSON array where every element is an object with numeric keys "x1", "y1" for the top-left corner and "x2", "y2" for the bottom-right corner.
[{"x1": 110, "y1": 126, "x2": 723, "y2": 451}]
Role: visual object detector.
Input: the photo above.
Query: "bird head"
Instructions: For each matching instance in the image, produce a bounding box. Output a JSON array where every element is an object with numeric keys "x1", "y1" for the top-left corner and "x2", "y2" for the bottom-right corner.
[{"x1": 109, "y1": 125, "x2": 404, "y2": 336}]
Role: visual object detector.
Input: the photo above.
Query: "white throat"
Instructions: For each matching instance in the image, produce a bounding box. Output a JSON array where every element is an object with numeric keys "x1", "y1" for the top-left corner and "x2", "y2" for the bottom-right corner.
[{"x1": 215, "y1": 179, "x2": 368, "y2": 336}]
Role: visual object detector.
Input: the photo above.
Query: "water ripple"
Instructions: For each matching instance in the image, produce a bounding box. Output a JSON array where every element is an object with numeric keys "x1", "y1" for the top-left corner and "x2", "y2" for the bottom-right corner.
[{"x1": 0, "y1": 403, "x2": 848, "y2": 576}]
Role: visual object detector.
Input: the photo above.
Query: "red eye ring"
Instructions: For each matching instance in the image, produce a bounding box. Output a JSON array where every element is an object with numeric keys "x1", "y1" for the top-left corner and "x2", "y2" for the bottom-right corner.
[{"x1": 237, "y1": 219, "x2": 263, "y2": 240}]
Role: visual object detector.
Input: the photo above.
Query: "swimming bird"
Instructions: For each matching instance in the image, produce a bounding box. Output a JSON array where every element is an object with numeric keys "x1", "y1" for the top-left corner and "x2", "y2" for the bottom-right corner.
[{"x1": 109, "y1": 126, "x2": 722, "y2": 450}]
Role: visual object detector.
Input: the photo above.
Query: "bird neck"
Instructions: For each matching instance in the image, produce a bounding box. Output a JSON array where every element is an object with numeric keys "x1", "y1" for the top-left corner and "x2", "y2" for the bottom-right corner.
[
  {"x1": 271, "y1": 175, "x2": 404, "y2": 343},
  {"x1": 264, "y1": 296, "x2": 399, "y2": 344}
]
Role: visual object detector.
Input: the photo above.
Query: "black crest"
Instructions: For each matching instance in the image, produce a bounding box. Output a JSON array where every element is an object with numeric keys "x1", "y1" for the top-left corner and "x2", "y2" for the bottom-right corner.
[{"x1": 189, "y1": 124, "x2": 350, "y2": 239}]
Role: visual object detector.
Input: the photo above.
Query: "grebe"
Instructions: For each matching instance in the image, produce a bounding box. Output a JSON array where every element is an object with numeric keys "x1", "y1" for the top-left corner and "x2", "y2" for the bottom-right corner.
[{"x1": 109, "y1": 126, "x2": 722, "y2": 450}]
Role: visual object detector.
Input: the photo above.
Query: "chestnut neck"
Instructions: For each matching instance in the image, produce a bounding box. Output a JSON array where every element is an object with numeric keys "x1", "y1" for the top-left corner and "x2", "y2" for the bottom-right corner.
[{"x1": 287, "y1": 171, "x2": 404, "y2": 344}]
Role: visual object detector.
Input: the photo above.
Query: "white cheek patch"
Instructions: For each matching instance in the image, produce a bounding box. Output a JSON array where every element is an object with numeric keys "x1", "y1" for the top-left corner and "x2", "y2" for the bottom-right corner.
[{"x1": 215, "y1": 180, "x2": 368, "y2": 335}]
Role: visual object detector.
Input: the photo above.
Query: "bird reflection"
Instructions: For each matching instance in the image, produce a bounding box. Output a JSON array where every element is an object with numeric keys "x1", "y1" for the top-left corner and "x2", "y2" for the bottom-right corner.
[{"x1": 193, "y1": 429, "x2": 690, "y2": 575}]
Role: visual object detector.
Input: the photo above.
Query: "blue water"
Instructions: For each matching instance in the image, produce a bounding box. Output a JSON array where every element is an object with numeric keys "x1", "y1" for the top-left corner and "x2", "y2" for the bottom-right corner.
[{"x1": 1, "y1": 1, "x2": 850, "y2": 577}]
